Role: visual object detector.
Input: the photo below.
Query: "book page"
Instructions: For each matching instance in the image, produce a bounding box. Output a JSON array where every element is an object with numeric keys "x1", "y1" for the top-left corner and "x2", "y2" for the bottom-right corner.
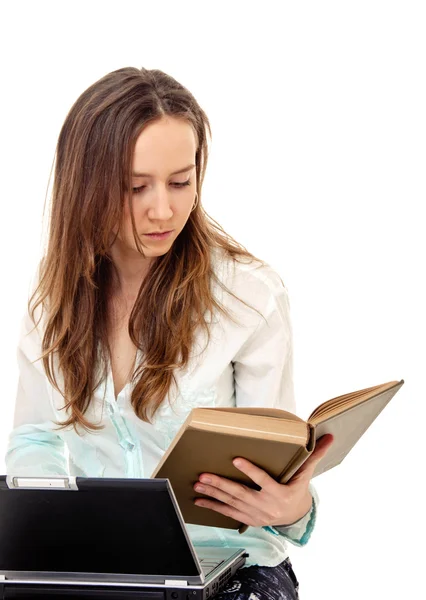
[
  {"x1": 307, "y1": 380, "x2": 401, "y2": 424},
  {"x1": 309, "y1": 381, "x2": 404, "y2": 478},
  {"x1": 207, "y1": 406, "x2": 306, "y2": 422}
]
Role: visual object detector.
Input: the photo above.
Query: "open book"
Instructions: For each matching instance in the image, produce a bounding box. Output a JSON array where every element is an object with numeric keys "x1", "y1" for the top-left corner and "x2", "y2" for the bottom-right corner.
[{"x1": 152, "y1": 380, "x2": 404, "y2": 530}]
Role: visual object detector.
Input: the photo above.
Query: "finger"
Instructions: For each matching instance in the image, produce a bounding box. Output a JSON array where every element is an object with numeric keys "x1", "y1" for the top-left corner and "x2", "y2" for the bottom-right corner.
[
  {"x1": 289, "y1": 434, "x2": 334, "y2": 483},
  {"x1": 311, "y1": 433, "x2": 334, "y2": 458},
  {"x1": 230, "y1": 457, "x2": 278, "y2": 492},
  {"x1": 194, "y1": 481, "x2": 252, "y2": 513},
  {"x1": 194, "y1": 496, "x2": 263, "y2": 528},
  {"x1": 197, "y1": 471, "x2": 259, "y2": 508},
  {"x1": 302, "y1": 434, "x2": 334, "y2": 473},
  {"x1": 197, "y1": 462, "x2": 279, "y2": 513}
]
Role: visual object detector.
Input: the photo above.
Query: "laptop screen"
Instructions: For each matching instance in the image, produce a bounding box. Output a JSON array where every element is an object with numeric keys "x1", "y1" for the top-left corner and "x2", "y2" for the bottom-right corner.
[{"x1": 0, "y1": 477, "x2": 200, "y2": 577}]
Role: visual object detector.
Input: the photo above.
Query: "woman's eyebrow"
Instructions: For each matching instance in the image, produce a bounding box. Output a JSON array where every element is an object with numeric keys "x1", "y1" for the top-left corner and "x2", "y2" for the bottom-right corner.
[{"x1": 132, "y1": 164, "x2": 196, "y2": 177}]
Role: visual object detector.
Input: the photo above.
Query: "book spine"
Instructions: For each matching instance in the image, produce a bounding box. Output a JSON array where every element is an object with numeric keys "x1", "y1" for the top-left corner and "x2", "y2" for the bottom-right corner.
[{"x1": 277, "y1": 424, "x2": 316, "y2": 483}]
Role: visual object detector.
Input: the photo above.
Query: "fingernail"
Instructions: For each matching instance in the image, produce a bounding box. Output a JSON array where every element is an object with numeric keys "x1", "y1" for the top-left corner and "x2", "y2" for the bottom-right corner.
[
  {"x1": 200, "y1": 476, "x2": 211, "y2": 484},
  {"x1": 195, "y1": 484, "x2": 205, "y2": 492}
]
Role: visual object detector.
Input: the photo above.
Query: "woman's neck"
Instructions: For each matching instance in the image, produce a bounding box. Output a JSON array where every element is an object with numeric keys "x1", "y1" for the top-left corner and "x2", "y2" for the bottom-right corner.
[{"x1": 109, "y1": 241, "x2": 153, "y2": 297}]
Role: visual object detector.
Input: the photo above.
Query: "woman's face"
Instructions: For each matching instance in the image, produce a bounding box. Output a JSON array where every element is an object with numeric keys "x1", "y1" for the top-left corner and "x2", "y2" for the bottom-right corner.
[{"x1": 115, "y1": 116, "x2": 198, "y2": 260}]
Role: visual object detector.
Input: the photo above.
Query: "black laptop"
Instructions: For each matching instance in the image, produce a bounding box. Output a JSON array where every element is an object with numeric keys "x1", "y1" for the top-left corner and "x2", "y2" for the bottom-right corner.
[{"x1": 0, "y1": 475, "x2": 246, "y2": 599}]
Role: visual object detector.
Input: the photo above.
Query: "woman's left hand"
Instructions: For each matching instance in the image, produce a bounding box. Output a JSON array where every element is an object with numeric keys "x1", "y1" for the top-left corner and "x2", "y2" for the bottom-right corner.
[{"x1": 193, "y1": 433, "x2": 334, "y2": 527}]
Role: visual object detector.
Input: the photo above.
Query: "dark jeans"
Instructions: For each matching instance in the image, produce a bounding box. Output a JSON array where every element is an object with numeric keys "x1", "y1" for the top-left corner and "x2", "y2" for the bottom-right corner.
[{"x1": 214, "y1": 557, "x2": 299, "y2": 600}]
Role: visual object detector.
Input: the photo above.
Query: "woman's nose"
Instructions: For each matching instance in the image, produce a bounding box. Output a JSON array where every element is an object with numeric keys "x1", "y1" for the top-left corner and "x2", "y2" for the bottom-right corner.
[{"x1": 147, "y1": 189, "x2": 173, "y2": 220}]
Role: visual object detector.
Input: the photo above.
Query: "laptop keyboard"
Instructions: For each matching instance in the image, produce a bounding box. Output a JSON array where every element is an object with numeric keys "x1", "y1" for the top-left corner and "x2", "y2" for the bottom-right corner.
[{"x1": 198, "y1": 558, "x2": 225, "y2": 576}]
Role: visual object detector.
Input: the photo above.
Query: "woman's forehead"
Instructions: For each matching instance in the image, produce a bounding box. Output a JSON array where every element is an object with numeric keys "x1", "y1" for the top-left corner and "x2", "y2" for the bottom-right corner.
[{"x1": 132, "y1": 118, "x2": 197, "y2": 178}]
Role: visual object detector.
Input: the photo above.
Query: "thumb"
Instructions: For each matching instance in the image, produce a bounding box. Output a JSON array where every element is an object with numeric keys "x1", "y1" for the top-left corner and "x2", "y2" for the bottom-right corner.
[
  {"x1": 288, "y1": 434, "x2": 334, "y2": 484},
  {"x1": 311, "y1": 434, "x2": 334, "y2": 464},
  {"x1": 308, "y1": 433, "x2": 334, "y2": 473},
  {"x1": 314, "y1": 433, "x2": 334, "y2": 457}
]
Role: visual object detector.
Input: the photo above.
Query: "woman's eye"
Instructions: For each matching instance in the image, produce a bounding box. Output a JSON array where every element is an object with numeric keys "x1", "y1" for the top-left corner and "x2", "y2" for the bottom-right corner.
[
  {"x1": 173, "y1": 180, "x2": 191, "y2": 188},
  {"x1": 132, "y1": 180, "x2": 191, "y2": 194},
  {"x1": 132, "y1": 185, "x2": 146, "y2": 194}
]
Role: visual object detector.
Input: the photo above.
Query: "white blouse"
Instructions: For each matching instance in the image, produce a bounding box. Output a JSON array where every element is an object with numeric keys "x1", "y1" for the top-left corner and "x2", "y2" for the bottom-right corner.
[{"x1": 5, "y1": 248, "x2": 319, "y2": 567}]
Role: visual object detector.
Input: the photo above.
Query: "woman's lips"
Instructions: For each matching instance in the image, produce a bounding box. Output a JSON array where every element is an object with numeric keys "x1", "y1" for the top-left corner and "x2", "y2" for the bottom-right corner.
[{"x1": 142, "y1": 230, "x2": 174, "y2": 241}]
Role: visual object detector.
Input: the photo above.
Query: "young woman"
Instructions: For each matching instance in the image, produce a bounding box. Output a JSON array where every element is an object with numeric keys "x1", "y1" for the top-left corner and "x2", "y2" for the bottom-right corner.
[{"x1": 6, "y1": 66, "x2": 333, "y2": 599}]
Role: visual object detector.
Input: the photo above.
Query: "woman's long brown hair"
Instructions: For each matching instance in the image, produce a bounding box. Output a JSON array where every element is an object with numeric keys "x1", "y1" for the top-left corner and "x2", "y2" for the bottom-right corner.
[{"x1": 30, "y1": 66, "x2": 262, "y2": 432}]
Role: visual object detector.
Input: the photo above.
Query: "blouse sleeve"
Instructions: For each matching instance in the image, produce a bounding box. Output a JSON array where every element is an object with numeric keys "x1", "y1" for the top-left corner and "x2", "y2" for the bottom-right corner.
[
  {"x1": 231, "y1": 265, "x2": 318, "y2": 546},
  {"x1": 232, "y1": 268, "x2": 296, "y2": 413},
  {"x1": 5, "y1": 300, "x2": 69, "y2": 477},
  {"x1": 264, "y1": 483, "x2": 318, "y2": 546}
]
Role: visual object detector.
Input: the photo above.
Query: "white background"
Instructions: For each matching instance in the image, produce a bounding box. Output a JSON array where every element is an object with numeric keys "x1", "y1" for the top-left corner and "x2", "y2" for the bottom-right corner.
[{"x1": 1, "y1": 1, "x2": 425, "y2": 598}]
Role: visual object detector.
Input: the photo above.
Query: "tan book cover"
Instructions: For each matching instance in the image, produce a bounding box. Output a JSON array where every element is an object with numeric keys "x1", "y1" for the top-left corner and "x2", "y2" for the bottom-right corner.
[{"x1": 152, "y1": 379, "x2": 404, "y2": 530}]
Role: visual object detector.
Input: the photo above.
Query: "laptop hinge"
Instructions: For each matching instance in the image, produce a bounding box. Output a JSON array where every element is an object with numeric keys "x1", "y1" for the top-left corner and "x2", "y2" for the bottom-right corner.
[
  {"x1": 165, "y1": 580, "x2": 188, "y2": 586},
  {"x1": 6, "y1": 476, "x2": 78, "y2": 490}
]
